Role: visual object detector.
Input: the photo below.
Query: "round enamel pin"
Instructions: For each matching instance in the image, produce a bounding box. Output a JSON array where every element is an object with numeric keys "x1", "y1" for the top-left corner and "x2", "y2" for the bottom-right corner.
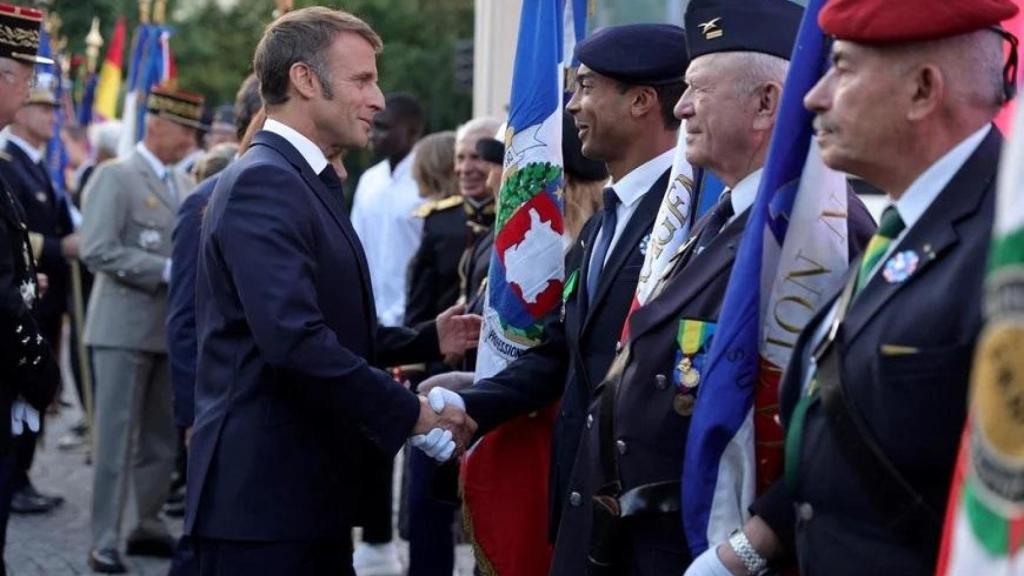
[
  {"x1": 639, "y1": 233, "x2": 651, "y2": 256},
  {"x1": 882, "y1": 250, "x2": 919, "y2": 284}
]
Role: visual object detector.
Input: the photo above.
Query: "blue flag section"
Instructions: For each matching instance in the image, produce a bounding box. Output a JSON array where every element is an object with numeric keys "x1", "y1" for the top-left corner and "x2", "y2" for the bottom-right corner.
[
  {"x1": 476, "y1": 0, "x2": 566, "y2": 376},
  {"x1": 118, "y1": 24, "x2": 173, "y2": 156},
  {"x1": 681, "y1": 0, "x2": 837, "y2": 554},
  {"x1": 35, "y1": 26, "x2": 68, "y2": 195}
]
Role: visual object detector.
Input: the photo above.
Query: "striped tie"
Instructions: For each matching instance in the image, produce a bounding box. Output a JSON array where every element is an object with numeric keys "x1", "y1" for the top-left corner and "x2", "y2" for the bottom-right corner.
[{"x1": 853, "y1": 206, "x2": 905, "y2": 295}]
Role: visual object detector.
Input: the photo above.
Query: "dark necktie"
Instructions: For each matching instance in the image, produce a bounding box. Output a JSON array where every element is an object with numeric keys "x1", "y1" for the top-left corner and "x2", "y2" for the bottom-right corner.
[
  {"x1": 852, "y1": 206, "x2": 906, "y2": 296},
  {"x1": 319, "y1": 165, "x2": 343, "y2": 193},
  {"x1": 694, "y1": 189, "x2": 734, "y2": 253},
  {"x1": 586, "y1": 187, "x2": 620, "y2": 306}
]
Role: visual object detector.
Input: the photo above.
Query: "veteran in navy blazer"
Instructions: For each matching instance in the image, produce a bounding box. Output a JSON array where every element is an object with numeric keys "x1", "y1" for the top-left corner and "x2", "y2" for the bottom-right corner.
[
  {"x1": 185, "y1": 8, "x2": 478, "y2": 574},
  {"x1": 694, "y1": 2, "x2": 1019, "y2": 576},
  {"x1": 420, "y1": 24, "x2": 690, "y2": 549},
  {"x1": 557, "y1": 3, "x2": 873, "y2": 574}
]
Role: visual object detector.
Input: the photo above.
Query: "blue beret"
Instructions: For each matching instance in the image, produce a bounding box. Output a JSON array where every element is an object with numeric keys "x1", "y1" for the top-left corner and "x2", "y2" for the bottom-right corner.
[
  {"x1": 685, "y1": 0, "x2": 803, "y2": 61},
  {"x1": 574, "y1": 23, "x2": 689, "y2": 85}
]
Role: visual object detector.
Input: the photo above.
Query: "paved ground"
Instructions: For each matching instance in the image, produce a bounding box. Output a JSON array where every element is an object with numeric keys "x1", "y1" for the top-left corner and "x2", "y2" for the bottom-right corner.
[{"x1": 5, "y1": 351, "x2": 476, "y2": 575}]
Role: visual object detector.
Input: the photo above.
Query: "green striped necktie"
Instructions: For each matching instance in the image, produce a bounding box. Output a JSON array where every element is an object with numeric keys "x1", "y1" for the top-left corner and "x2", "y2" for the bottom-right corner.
[{"x1": 854, "y1": 206, "x2": 906, "y2": 295}]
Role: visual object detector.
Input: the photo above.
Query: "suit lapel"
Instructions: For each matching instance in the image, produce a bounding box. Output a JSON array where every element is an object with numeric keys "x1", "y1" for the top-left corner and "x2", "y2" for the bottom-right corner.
[
  {"x1": 251, "y1": 131, "x2": 378, "y2": 330},
  {"x1": 628, "y1": 210, "x2": 748, "y2": 340},
  {"x1": 580, "y1": 170, "x2": 669, "y2": 336},
  {"x1": 840, "y1": 128, "x2": 1001, "y2": 347}
]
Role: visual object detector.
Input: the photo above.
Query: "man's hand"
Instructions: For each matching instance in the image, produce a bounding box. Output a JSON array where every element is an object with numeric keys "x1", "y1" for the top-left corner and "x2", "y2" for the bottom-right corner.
[
  {"x1": 60, "y1": 233, "x2": 80, "y2": 259},
  {"x1": 418, "y1": 371, "x2": 474, "y2": 395},
  {"x1": 409, "y1": 388, "x2": 477, "y2": 461},
  {"x1": 36, "y1": 273, "x2": 48, "y2": 299},
  {"x1": 436, "y1": 304, "x2": 482, "y2": 358}
]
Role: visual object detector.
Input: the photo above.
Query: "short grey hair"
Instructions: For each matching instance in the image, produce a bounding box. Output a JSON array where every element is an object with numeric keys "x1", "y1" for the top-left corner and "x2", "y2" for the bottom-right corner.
[
  {"x1": 733, "y1": 52, "x2": 790, "y2": 95},
  {"x1": 933, "y1": 30, "x2": 1005, "y2": 111},
  {"x1": 89, "y1": 120, "x2": 123, "y2": 157},
  {"x1": 456, "y1": 116, "x2": 502, "y2": 143}
]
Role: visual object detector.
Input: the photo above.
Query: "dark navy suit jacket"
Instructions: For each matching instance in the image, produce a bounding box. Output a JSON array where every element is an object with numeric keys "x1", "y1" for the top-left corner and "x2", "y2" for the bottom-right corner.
[
  {"x1": 752, "y1": 128, "x2": 1001, "y2": 576},
  {"x1": 167, "y1": 176, "x2": 216, "y2": 429},
  {"x1": 185, "y1": 130, "x2": 440, "y2": 541},
  {"x1": 459, "y1": 170, "x2": 670, "y2": 539}
]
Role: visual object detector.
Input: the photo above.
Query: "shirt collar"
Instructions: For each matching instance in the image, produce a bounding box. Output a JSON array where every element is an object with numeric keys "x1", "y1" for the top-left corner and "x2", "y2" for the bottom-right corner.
[
  {"x1": 8, "y1": 133, "x2": 43, "y2": 165},
  {"x1": 608, "y1": 147, "x2": 674, "y2": 207},
  {"x1": 728, "y1": 167, "x2": 764, "y2": 220},
  {"x1": 263, "y1": 118, "x2": 329, "y2": 174},
  {"x1": 136, "y1": 141, "x2": 170, "y2": 180},
  {"x1": 890, "y1": 124, "x2": 990, "y2": 231}
]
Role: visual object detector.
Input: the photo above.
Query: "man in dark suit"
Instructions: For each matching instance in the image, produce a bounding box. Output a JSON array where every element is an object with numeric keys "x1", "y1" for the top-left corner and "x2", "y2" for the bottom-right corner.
[
  {"x1": 185, "y1": 8, "x2": 479, "y2": 574},
  {"x1": 0, "y1": 81, "x2": 72, "y2": 515},
  {"x1": 418, "y1": 22, "x2": 690, "y2": 569},
  {"x1": 687, "y1": 1, "x2": 1018, "y2": 575},
  {"x1": 0, "y1": 3, "x2": 61, "y2": 573}
]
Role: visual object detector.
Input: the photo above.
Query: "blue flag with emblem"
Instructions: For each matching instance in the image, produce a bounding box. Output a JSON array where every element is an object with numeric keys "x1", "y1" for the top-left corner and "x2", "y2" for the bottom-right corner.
[{"x1": 682, "y1": 0, "x2": 855, "y2": 554}]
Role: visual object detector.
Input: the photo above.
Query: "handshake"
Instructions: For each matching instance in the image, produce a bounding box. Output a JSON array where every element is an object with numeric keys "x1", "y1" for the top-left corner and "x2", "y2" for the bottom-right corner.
[{"x1": 410, "y1": 386, "x2": 476, "y2": 462}]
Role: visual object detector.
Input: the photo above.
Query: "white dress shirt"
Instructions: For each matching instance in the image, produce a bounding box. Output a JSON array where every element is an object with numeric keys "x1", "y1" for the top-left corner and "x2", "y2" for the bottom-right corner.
[
  {"x1": 588, "y1": 147, "x2": 674, "y2": 273},
  {"x1": 727, "y1": 168, "x2": 764, "y2": 224},
  {"x1": 263, "y1": 118, "x2": 329, "y2": 175},
  {"x1": 800, "y1": 124, "x2": 991, "y2": 393},
  {"x1": 350, "y1": 155, "x2": 426, "y2": 327}
]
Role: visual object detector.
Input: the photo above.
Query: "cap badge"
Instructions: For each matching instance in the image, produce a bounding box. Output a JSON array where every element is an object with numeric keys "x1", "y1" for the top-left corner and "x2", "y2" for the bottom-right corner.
[{"x1": 699, "y1": 17, "x2": 724, "y2": 40}]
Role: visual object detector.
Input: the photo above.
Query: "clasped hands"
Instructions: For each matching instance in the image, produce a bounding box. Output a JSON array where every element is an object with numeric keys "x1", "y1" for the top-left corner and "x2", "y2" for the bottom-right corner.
[{"x1": 410, "y1": 387, "x2": 476, "y2": 462}]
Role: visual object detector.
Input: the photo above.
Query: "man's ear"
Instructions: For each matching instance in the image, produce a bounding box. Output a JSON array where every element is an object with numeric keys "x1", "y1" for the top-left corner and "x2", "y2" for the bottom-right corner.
[
  {"x1": 906, "y1": 63, "x2": 943, "y2": 122},
  {"x1": 288, "y1": 62, "x2": 320, "y2": 101},
  {"x1": 630, "y1": 85, "x2": 659, "y2": 120},
  {"x1": 752, "y1": 81, "x2": 783, "y2": 132}
]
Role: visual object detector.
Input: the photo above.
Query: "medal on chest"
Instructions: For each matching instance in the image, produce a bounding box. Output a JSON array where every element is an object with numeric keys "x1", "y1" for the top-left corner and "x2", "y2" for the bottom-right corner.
[{"x1": 671, "y1": 319, "x2": 716, "y2": 416}]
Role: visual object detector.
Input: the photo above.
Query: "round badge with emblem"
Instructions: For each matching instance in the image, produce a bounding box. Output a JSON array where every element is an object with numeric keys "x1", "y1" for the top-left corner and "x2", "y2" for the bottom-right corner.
[
  {"x1": 882, "y1": 250, "x2": 920, "y2": 284},
  {"x1": 34, "y1": 191, "x2": 47, "y2": 204},
  {"x1": 639, "y1": 233, "x2": 651, "y2": 256},
  {"x1": 139, "y1": 229, "x2": 162, "y2": 251}
]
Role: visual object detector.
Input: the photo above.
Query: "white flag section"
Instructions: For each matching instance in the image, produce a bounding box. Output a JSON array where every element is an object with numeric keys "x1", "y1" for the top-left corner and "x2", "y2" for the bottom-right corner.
[
  {"x1": 635, "y1": 129, "x2": 697, "y2": 304},
  {"x1": 474, "y1": 0, "x2": 566, "y2": 380},
  {"x1": 760, "y1": 143, "x2": 848, "y2": 368}
]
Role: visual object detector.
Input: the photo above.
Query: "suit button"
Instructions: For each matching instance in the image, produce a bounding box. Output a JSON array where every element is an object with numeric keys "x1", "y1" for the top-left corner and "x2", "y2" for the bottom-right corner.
[
  {"x1": 569, "y1": 491, "x2": 582, "y2": 507},
  {"x1": 586, "y1": 414, "x2": 594, "y2": 429},
  {"x1": 616, "y1": 439, "x2": 627, "y2": 455},
  {"x1": 798, "y1": 502, "x2": 814, "y2": 521},
  {"x1": 655, "y1": 374, "x2": 668, "y2": 390}
]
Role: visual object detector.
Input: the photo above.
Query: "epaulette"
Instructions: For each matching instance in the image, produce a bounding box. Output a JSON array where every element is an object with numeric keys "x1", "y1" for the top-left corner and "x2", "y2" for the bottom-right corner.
[{"x1": 413, "y1": 195, "x2": 464, "y2": 218}]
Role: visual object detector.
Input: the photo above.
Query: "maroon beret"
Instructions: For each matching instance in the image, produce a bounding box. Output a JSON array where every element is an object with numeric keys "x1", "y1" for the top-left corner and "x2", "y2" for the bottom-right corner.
[{"x1": 819, "y1": 0, "x2": 1019, "y2": 43}]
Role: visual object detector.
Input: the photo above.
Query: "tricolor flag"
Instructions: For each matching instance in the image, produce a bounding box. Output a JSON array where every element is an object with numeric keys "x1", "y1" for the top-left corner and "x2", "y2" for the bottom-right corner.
[
  {"x1": 93, "y1": 17, "x2": 126, "y2": 122},
  {"x1": 461, "y1": 1, "x2": 580, "y2": 574},
  {"x1": 935, "y1": 82, "x2": 1024, "y2": 576},
  {"x1": 117, "y1": 23, "x2": 175, "y2": 157},
  {"x1": 682, "y1": 0, "x2": 855, "y2": 553}
]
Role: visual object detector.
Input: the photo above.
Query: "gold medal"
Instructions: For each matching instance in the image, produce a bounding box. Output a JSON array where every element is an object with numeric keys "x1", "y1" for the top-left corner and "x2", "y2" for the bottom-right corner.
[
  {"x1": 673, "y1": 393, "x2": 695, "y2": 417},
  {"x1": 145, "y1": 195, "x2": 159, "y2": 208},
  {"x1": 678, "y1": 356, "x2": 701, "y2": 389}
]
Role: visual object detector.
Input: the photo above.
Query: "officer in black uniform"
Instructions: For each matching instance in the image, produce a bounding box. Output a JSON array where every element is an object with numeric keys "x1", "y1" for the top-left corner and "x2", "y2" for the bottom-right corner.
[
  {"x1": 561, "y1": 1, "x2": 876, "y2": 574},
  {"x1": 0, "y1": 80, "x2": 72, "y2": 514},
  {"x1": 419, "y1": 24, "x2": 690, "y2": 576},
  {"x1": 0, "y1": 3, "x2": 62, "y2": 572}
]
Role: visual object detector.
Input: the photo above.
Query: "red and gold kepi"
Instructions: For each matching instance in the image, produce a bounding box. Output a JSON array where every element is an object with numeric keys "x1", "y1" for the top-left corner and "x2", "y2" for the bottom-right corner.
[
  {"x1": 146, "y1": 84, "x2": 207, "y2": 130},
  {"x1": 0, "y1": 3, "x2": 52, "y2": 65}
]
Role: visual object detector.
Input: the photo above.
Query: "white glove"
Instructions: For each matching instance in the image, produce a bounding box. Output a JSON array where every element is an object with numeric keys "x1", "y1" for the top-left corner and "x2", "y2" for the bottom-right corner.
[
  {"x1": 11, "y1": 400, "x2": 40, "y2": 436},
  {"x1": 427, "y1": 386, "x2": 465, "y2": 413},
  {"x1": 684, "y1": 546, "x2": 735, "y2": 576},
  {"x1": 410, "y1": 427, "x2": 456, "y2": 462}
]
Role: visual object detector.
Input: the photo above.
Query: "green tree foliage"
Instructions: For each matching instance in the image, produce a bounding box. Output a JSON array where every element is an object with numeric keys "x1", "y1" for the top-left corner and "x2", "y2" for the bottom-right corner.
[{"x1": 50, "y1": 0, "x2": 473, "y2": 133}]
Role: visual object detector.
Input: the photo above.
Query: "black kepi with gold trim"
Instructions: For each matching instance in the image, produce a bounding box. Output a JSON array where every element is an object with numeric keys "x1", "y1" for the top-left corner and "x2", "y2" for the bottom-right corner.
[
  {"x1": 146, "y1": 84, "x2": 207, "y2": 130},
  {"x1": 0, "y1": 3, "x2": 52, "y2": 65}
]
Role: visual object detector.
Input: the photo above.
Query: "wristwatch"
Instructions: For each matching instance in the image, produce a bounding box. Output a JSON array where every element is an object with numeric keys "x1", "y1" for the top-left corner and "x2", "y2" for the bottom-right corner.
[{"x1": 728, "y1": 527, "x2": 769, "y2": 576}]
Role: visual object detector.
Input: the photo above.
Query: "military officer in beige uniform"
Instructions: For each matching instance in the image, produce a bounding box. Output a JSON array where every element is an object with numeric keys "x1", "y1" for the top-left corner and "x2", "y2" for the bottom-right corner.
[{"x1": 80, "y1": 85, "x2": 205, "y2": 574}]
